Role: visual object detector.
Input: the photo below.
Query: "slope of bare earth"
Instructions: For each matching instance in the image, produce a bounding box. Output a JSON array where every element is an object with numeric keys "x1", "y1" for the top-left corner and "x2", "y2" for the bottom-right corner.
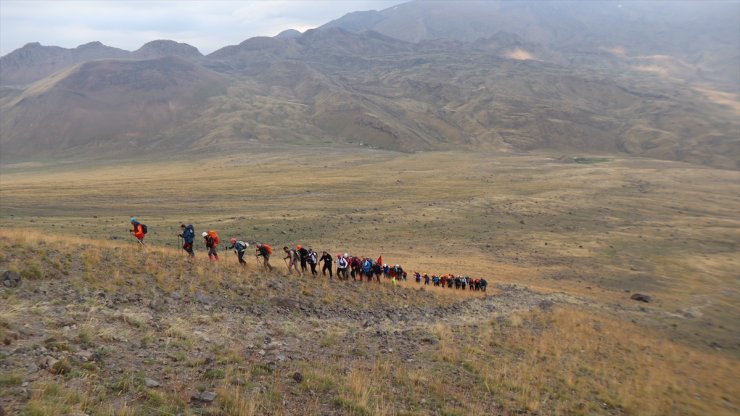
[
  {"x1": 0, "y1": 148, "x2": 738, "y2": 414},
  {"x1": 2, "y1": 33, "x2": 738, "y2": 169}
]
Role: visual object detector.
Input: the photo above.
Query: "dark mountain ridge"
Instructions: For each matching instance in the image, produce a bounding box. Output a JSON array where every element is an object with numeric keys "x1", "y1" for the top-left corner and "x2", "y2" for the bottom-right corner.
[{"x1": 0, "y1": 1, "x2": 737, "y2": 168}]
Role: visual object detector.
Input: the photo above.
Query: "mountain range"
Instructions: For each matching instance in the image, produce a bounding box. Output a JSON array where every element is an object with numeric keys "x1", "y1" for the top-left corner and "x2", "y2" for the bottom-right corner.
[{"x1": 1, "y1": 0, "x2": 738, "y2": 168}]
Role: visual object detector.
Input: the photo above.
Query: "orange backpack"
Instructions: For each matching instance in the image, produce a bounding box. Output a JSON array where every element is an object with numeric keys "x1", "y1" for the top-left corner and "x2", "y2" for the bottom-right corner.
[
  {"x1": 263, "y1": 244, "x2": 273, "y2": 255},
  {"x1": 208, "y1": 230, "x2": 220, "y2": 245}
]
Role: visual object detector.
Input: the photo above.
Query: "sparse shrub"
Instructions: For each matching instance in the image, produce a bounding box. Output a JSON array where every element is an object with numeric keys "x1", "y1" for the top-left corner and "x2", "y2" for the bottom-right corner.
[
  {"x1": 0, "y1": 372, "x2": 22, "y2": 387},
  {"x1": 51, "y1": 358, "x2": 72, "y2": 375},
  {"x1": 77, "y1": 329, "x2": 93, "y2": 348},
  {"x1": 204, "y1": 368, "x2": 225, "y2": 380},
  {"x1": 19, "y1": 260, "x2": 43, "y2": 280}
]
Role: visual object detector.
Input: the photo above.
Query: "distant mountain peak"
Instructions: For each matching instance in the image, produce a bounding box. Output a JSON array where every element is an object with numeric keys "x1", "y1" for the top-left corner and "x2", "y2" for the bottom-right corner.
[
  {"x1": 275, "y1": 29, "x2": 302, "y2": 39},
  {"x1": 134, "y1": 40, "x2": 203, "y2": 59}
]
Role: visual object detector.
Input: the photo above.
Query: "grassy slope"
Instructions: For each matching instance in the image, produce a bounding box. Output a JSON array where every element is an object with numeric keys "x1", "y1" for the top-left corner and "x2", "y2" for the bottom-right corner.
[
  {"x1": 1, "y1": 148, "x2": 739, "y2": 414},
  {"x1": 0, "y1": 230, "x2": 738, "y2": 415}
]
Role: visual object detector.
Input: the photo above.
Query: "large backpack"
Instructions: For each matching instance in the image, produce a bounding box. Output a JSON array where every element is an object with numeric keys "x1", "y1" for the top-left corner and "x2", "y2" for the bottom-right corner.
[
  {"x1": 208, "y1": 230, "x2": 219, "y2": 245},
  {"x1": 141, "y1": 224, "x2": 148, "y2": 234},
  {"x1": 263, "y1": 244, "x2": 273, "y2": 255}
]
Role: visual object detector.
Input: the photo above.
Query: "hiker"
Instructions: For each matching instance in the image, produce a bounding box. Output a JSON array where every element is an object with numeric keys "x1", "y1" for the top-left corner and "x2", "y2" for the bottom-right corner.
[
  {"x1": 202, "y1": 231, "x2": 219, "y2": 261},
  {"x1": 255, "y1": 243, "x2": 273, "y2": 271},
  {"x1": 320, "y1": 251, "x2": 333, "y2": 279},
  {"x1": 424, "y1": 274, "x2": 430, "y2": 285},
  {"x1": 362, "y1": 258, "x2": 373, "y2": 281},
  {"x1": 337, "y1": 254, "x2": 349, "y2": 280},
  {"x1": 480, "y1": 278, "x2": 488, "y2": 292},
  {"x1": 383, "y1": 264, "x2": 390, "y2": 279},
  {"x1": 284, "y1": 246, "x2": 302, "y2": 276},
  {"x1": 297, "y1": 245, "x2": 309, "y2": 273},
  {"x1": 130, "y1": 217, "x2": 147, "y2": 244},
  {"x1": 351, "y1": 256, "x2": 362, "y2": 280},
  {"x1": 227, "y1": 238, "x2": 249, "y2": 266},
  {"x1": 308, "y1": 248, "x2": 318, "y2": 277},
  {"x1": 373, "y1": 261, "x2": 382, "y2": 282},
  {"x1": 179, "y1": 224, "x2": 195, "y2": 257},
  {"x1": 414, "y1": 272, "x2": 421, "y2": 284}
]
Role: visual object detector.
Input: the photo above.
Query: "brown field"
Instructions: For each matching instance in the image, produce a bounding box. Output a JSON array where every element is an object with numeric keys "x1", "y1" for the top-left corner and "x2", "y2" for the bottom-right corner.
[{"x1": 1, "y1": 147, "x2": 738, "y2": 415}]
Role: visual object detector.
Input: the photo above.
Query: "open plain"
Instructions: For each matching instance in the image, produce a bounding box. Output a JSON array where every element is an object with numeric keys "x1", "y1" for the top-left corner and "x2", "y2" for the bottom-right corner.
[{"x1": 1, "y1": 147, "x2": 738, "y2": 415}]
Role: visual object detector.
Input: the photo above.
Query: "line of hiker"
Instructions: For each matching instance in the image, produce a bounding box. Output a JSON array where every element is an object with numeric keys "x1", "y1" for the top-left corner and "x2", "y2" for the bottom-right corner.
[{"x1": 134, "y1": 219, "x2": 488, "y2": 290}]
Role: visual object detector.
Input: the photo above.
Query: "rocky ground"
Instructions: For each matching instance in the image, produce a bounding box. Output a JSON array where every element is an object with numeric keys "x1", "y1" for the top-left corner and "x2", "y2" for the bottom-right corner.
[
  {"x1": 2, "y1": 232, "x2": 737, "y2": 416},
  {"x1": 1, "y1": 258, "x2": 577, "y2": 415}
]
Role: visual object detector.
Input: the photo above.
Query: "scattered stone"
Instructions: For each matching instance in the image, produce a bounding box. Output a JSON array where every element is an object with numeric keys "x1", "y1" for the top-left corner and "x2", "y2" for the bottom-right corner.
[
  {"x1": 292, "y1": 371, "x2": 303, "y2": 383},
  {"x1": 2, "y1": 271, "x2": 21, "y2": 288},
  {"x1": 258, "y1": 349, "x2": 266, "y2": 356},
  {"x1": 37, "y1": 356, "x2": 58, "y2": 369},
  {"x1": 538, "y1": 300, "x2": 554, "y2": 311},
  {"x1": 195, "y1": 291, "x2": 212, "y2": 304},
  {"x1": 198, "y1": 391, "x2": 217, "y2": 402},
  {"x1": 144, "y1": 378, "x2": 160, "y2": 388},
  {"x1": 76, "y1": 350, "x2": 94, "y2": 361},
  {"x1": 630, "y1": 293, "x2": 651, "y2": 303}
]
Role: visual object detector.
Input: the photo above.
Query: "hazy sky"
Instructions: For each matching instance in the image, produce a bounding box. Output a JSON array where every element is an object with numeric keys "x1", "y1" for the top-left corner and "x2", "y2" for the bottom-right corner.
[{"x1": 0, "y1": 0, "x2": 406, "y2": 56}]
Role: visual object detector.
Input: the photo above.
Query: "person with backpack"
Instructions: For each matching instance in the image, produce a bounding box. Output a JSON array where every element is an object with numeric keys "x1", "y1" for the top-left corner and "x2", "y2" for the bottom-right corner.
[
  {"x1": 227, "y1": 238, "x2": 249, "y2": 266},
  {"x1": 255, "y1": 243, "x2": 273, "y2": 271},
  {"x1": 307, "y1": 248, "x2": 318, "y2": 277},
  {"x1": 336, "y1": 254, "x2": 349, "y2": 280},
  {"x1": 202, "y1": 231, "x2": 219, "y2": 261},
  {"x1": 297, "y1": 245, "x2": 309, "y2": 273},
  {"x1": 372, "y1": 261, "x2": 382, "y2": 282},
  {"x1": 320, "y1": 251, "x2": 333, "y2": 279},
  {"x1": 362, "y1": 258, "x2": 373, "y2": 281},
  {"x1": 283, "y1": 246, "x2": 302, "y2": 276},
  {"x1": 178, "y1": 224, "x2": 195, "y2": 257},
  {"x1": 130, "y1": 217, "x2": 147, "y2": 245}
]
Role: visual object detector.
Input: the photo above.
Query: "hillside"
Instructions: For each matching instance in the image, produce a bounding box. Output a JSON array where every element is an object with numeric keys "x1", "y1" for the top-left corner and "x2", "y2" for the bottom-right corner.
[
  {"x1": 1, "y1": 229, "x2": 738, "y2": 415},
  {"x1": 0, "y1": 0, "x2": 738, "y2": 168}
]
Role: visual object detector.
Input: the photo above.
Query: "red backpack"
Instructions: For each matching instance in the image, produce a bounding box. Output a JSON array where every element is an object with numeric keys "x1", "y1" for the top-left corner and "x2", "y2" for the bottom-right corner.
[
  {"x1": 208, "y1": 230, "x2": 219, "y2": 245},
  {"x1": 263, "y1": 244, "x2": 273, "y2": 255}
]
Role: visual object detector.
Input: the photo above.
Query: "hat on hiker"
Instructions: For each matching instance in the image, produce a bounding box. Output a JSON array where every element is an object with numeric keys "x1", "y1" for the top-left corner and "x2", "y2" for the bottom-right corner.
[
  {"x1": 202, "y1": 232, "x2": 208, "y2": 237},
  {"x1": 297, "y1": 245, "x2": 302, "y2": 250},
  {"x1": 130, "y1": 217, "x2": 137, "y2": 223},
  {"x1": 230, "y1": 238, "x2": 237, "y2": 244}
]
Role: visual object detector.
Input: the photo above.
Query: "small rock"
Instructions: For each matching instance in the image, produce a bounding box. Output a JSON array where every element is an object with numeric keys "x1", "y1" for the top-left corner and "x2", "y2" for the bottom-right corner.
[
  {"x1": 144, "y1": 378, "x2": 160, "y2": 388},
  {"x1": 199, "y1": 391, "x2": 217, "y2": 402},
  {"x1": 292, "y1": 372, "x2": 303, "y2": 383},
  {"x1": 26, "y1": 363, "x2": 39, "y2": 374},
  {"x1": 2, "y1": 271, "x2": 21, "y2": 288},
  {"x1": 538, "y1": 300, "x2": 554, "y2": 311},
  {"x1": 276, "y1": 354, "x2": 287, "y2": 362},
  {"x1": 37, "y1": 356, "x2": 57, "y2": 369},
  {"x1": 76, "y1": 351, "x2": 94, "y2": 361},
  {"x1": 258, "y1": 349, "x2": 266, "y2": 356},
  {"x1": 630, "y1": 293, "x2": 651, "y2": 303}
]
